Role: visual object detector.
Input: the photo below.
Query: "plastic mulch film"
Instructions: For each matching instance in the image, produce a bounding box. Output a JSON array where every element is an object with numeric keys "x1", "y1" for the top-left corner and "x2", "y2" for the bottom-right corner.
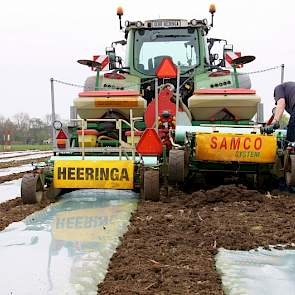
[
  {"x1": 216, "y1": 247, "x2": 295, "y2": 295},
  {"x1": 0, "y1": 189, "x2": 138, "y2": 295}
]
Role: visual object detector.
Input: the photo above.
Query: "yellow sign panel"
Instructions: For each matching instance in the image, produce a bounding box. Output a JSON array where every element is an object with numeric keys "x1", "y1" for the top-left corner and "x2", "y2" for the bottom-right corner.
[
  {"x1": 196, "y1": 133, "x2": 276, "y2": 163},
  {"x1": 54, "y1": 160, "x2": 134, "y2": 189},
  {"x1": 95, "y1": 98, "x2": 139, "y2": 107}
]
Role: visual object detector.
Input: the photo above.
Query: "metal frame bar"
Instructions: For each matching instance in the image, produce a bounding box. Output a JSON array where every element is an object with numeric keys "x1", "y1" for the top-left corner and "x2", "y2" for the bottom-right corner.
[
  {"x1": 155, "y1": 78, "x2": 159, "y2": 132},
  {"x1": 199, "y1": 123, "x2": 261, "y2": 132},
  {"x1": 50, "y1": 78, "x2": 56, "y2": 148},
  {"x1": 176, "y1": 67, "x2": 180, "y2": 124},
  {"x1": 55, "y1": 110, "x2": 142, "y2": 160}
]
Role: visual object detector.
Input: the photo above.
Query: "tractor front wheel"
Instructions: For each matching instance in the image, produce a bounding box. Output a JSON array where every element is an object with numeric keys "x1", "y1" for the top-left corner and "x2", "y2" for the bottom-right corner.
[{"x1": 21, "y1": 173, "x2": 44, "y2": 204}]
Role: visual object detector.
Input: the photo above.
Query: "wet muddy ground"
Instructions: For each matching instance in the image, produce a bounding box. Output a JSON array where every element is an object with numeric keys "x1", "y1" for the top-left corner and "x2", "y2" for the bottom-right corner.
[
  {"x1": 1, "y1": 184, "x2": 295, "y2": 294},
  {"x1": 97, "y1": 185, "x2": 295, "y2": 295}
]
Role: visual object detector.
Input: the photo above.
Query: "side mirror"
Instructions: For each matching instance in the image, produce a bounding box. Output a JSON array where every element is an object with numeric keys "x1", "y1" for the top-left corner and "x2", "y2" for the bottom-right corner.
[
  {"x1": 209, "y1": 53, "x2": 219, "y2": 65},
  {"x1": 106, "y1": 47, "x2": 116, "y2": 70}
]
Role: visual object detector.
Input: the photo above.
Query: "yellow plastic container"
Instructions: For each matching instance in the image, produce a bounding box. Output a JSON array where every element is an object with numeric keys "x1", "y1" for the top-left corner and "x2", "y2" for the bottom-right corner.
[
  {"x1": 77, "y1": 129, "x2": 99, "y2": 147},
  {"x1": 125, "y1": 131, "x2": 143, "y2": 145}
]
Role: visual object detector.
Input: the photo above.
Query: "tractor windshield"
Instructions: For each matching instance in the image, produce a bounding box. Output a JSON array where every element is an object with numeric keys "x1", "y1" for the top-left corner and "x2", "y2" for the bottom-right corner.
[{"x1": 134, "y1": 28, "x2": 200, "y2": 75}]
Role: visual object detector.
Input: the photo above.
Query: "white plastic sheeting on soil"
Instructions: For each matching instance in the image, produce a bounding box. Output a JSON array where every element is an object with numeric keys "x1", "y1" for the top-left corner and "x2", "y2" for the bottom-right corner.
[
  {"x1": 216, "y1": 247, "x2": 295, "y2": 295},
  {"x1": 0, "y1": 189, "x2": 138, "y2": 295},
  {"x1": 0, "y1": 150, "x2": 51, "y2": 158},
  {"x1": 0, "y1": 163, "x2": 34, "y2": 177},
  {"x1": 0, "y1": 151, "x2": 40, "y2": 158},
  {"x1": 0, "y1": 178, "x2": 22, "y2": 203},
  {"x1": 0, "y1": 152, "x2": 52, "y2": 163}
]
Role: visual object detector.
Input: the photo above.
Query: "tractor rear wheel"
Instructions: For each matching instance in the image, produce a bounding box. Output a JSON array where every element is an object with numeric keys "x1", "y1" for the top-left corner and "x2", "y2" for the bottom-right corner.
[
  {"x1": 286, "y1": 155, "x2": 295, "y2": 186},
  {"x1": 143, "y1": 169, "x2": 160, "y2": 201},
  {"x1": 168, "y1": 149, "x2": 185, "y2": 184},
  {"x1": 21, "y1": 173, "x2": 44, "y2": 204}
]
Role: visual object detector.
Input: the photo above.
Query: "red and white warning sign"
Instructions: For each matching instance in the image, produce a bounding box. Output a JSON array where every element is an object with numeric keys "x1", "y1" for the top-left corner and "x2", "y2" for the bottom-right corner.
[
  {"x1": 225, "y1": 52, "x2": 242, "y2": 68},
  {"x1": 92, "y1": 55, "x2": 109, "y2": 71}
]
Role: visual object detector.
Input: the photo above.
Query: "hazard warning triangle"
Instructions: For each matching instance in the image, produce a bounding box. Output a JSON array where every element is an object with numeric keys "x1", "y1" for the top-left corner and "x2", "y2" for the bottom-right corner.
[
  {"x1": 56, "y1": 129, "x2": 67, "y2": 139},
  {"x1": 155, "y1": 57, "x2": 177, "y2": 79},
  {"x1": 136, "y1": 128, "x2": 163, "y2": 155}
]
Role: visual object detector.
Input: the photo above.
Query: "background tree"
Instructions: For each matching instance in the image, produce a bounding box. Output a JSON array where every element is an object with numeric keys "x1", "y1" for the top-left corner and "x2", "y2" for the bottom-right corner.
[{"x1": 0, "y1": 113, "x2": 55, "y2": 145}]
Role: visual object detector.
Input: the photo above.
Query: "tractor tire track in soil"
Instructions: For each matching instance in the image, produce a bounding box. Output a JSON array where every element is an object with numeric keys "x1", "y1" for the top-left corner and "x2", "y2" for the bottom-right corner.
[{"x1": 97, "y1": 185, "x2": 295, "y2": 295}]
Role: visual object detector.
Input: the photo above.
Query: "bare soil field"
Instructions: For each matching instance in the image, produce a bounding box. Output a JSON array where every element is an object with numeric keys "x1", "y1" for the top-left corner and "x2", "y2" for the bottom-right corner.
[
  {"x1": 97, "y1": 185, "x2": 295, "y2": 295},
  {"x1": 1, "y1": 183, "x2": 295, "y2": 295}
]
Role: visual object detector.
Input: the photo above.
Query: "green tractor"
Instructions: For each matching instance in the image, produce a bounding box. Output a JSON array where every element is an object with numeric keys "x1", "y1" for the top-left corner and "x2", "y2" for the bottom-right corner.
[{"x1": 21, "y1": 4, "x2": 289, "y2": 204}]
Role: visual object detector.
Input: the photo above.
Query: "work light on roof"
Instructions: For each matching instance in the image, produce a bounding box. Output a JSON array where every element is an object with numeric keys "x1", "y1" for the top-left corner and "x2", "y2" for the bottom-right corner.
[
  {"x1": 202, "y1": 18, "x2": 208, "y2": 25},
  {"x1": 136, "y1": 21, "x2": 143, "y2": 28},
  {"x1": 190, "y1": 19, "x2": 198, "y2": 26},
  {"x1": 117, "y1": 6, "x2": 124, "y2": 16},
  {"x1": 125, "y1": 20, "x2": 130, "y2": 27},
  {"x1": 209, "y1": 4, "x2": 216, "y2": 14}
]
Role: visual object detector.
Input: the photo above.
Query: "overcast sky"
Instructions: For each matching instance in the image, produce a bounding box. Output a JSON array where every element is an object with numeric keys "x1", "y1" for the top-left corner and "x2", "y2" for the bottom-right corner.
[{"x1": 1, "y1": 0, "x2": 294, "y2": 120}]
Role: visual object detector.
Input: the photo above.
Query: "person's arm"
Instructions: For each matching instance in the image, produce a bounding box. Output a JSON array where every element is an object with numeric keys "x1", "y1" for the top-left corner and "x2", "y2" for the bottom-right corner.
[{"x1": 273, "y1": 98, "x2": 286, "y2": 123}]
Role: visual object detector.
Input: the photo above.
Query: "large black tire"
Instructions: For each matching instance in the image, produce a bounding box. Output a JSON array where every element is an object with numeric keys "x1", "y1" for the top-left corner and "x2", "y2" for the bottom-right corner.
[
  {"x1": 286, "y1": 155, "x2": 295, "y2": 186},
  {"x1": 143, "y1": 169, "x2": 160, "y2": 201},
  {"x1": 21, "y1": 174, "x2": 44, "y2": 204},
  {"x1": 168, "y1": 150, "x2": 185, "y2": 184}
]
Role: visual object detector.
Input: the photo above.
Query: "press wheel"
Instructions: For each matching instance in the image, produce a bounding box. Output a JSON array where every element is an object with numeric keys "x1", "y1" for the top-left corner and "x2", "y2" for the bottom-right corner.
[
  {"x1": 168, "y1": 149, "x2": 185, "y2": 184},
  {"x1": 285, "y1": 155, "x2": 295, "y2": 186},
  {"x1": 143, "y1": 169, "x2": 160, "y2": 201}
]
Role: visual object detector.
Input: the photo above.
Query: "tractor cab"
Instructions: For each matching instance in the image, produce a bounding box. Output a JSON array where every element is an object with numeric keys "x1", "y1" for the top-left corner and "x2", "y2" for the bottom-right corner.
[{"x1": 125, "y1": 19, "x2": 202, "y2": 77}]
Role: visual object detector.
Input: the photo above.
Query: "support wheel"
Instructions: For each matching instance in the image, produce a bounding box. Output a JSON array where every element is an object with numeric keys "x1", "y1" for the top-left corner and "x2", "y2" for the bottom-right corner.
[
  {"x1": 168, "y1": 150, "x2": 185, "y2": 184},
  {"x1": 46, "y1": 183, "x2": 62, "y2": 201},
  {"x1": 286, "y1": 155, "x2": 295, "y2": 186},
  {"x1": 21, "y1": 173, "x2": 44, "y2": 204},
  {"x1": 143, "y1": 169, "x2": 160, "y2": 201}
]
